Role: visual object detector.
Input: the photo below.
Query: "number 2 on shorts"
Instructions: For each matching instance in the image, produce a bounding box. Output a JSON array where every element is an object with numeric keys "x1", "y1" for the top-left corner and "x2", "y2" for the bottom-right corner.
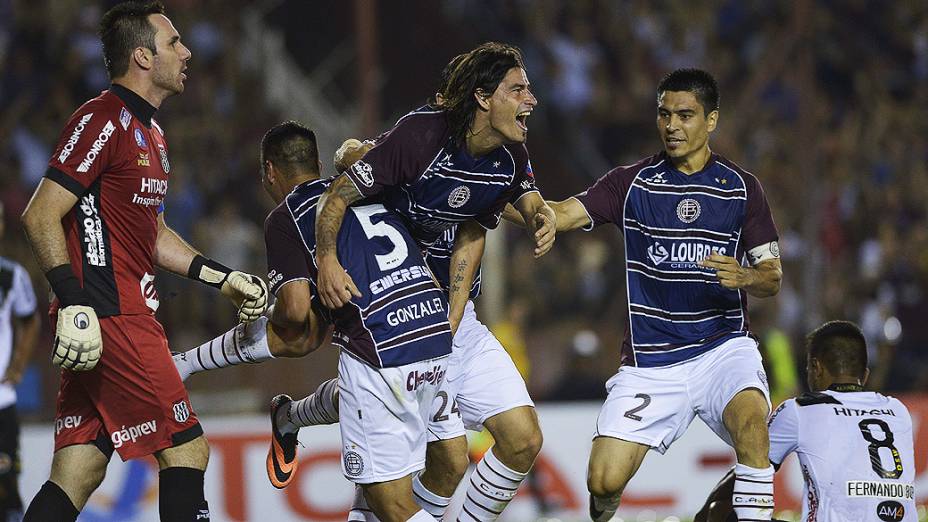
[{"x1": 624, "y1": 393, "x2": 651, "y2": 422}]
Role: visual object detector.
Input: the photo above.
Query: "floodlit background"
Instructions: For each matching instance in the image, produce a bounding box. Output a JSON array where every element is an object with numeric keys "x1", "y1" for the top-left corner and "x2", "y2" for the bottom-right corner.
[{"x1": 2, "y1": 1, "x2": 927, "y2": 520}]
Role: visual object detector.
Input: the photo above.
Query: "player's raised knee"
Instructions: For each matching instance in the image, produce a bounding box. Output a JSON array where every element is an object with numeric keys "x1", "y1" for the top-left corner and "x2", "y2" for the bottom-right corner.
[{"x1": 586, "y1": 469, "x2": 625, "y2": 500}]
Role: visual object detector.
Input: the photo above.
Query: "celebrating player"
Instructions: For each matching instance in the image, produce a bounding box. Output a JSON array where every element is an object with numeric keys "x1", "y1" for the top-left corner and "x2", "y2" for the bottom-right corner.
[
  {"x1": 696, "y1": 320, "x2": 915, "y2": 522},
  {"x1": 315, "y1": 44, "x2": 554, "y2": 521},
  {"x1": 19, "y1": 3, "x2": 267, "y2": 521},
  {"x1": 513, "y1": 68, "x2": 782, "y2": 521}
]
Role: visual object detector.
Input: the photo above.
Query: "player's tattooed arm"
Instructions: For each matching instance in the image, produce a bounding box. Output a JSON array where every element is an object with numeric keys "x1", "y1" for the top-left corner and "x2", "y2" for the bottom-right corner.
[
  {"x1": 447, "y1": 220, "x2": 485, "y2": 335},
  {"x1": 315, "y1": 173, "x2": 363, "y2": 309},
  {"x1": 699, "y1": 256, "x2": 782, "y2": 297}
]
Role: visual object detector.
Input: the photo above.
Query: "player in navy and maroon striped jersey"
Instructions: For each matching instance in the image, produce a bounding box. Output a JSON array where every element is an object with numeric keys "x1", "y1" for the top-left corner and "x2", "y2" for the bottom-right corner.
[
  {"x1": 19, "y1": 3, "x2": 266, "y2": 521},
  {"x1": 516, "y1": 69, "x2": 782, "y2": 522}
]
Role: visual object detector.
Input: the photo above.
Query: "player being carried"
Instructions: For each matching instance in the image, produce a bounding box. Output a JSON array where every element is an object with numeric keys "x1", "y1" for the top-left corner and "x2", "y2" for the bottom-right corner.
[
  {"x1": 19, "y1": 2, "x2": 267, "y2": 521},
  {"x1": 506, "y1": 68, "x2": 783, "y2": 522},
  {"x1": 696, "y1": 320, "x2": 916, "y2": 522},
  {"x1": 174, "y1": 44, "x2": 555, "y2": 521}
]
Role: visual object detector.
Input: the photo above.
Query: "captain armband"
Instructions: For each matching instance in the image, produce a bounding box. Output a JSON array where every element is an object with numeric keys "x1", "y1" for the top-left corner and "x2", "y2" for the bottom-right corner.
[
  {"x1": 187, "y1": 254, "x2": 232, "y2": 289},
  {"x1": 746, "y1": 241, "x2": 780, "y2": 265}
]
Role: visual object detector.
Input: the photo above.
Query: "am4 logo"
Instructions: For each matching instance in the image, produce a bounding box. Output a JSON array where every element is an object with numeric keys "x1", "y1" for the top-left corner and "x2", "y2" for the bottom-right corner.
[{"x1": 877, "y1": 500, "x2": 905, "y2": 521}]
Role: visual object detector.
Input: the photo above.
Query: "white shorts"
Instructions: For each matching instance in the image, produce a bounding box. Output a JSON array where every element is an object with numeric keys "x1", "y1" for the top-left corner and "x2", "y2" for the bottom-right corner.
[
  {"x1": 427, "y1": 301, "x2": 534, "y2": 440},
  {"x1": 338, "y1": 351, "x2": 451, "y2": 484},
  {"x1": 594, "y1": 336, "x2": 771, "y2": 454}
]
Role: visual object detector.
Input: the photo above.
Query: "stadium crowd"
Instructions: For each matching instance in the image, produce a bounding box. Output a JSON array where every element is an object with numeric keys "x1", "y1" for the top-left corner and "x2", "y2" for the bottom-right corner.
[{"x1": 1, "y1": 0, "x2": 926, "y2": 420}]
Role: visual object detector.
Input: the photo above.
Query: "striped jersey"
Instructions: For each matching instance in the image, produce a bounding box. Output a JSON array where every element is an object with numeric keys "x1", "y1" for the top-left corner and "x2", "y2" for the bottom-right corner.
[
  {"x1": 0, "y1": 257, "x2": 37, "y2": 409},
  {"x1": 264, "y1": 179, "x2": 452, "y2": 368},
  {"x1": 574, "y1": 152, "x2": 778, "y2": 368},
  {"x1": 769, "y1": 387, "x2": 916, "y2": 521}
]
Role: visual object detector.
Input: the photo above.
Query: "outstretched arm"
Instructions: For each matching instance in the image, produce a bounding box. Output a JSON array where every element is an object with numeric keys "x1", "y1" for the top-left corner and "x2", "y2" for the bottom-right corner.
[
  {"x1": 502, "y1": 197, "x2": 593, "y2": 233},
  {"x1": 512, "y1": 192, "x2": 556, "y2": 258}
]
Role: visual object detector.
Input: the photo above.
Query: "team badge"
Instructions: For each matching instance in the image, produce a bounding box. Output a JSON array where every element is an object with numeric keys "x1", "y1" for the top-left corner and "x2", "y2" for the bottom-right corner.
[
  {"x1": 344, "y1": 451, "x2": 364, "y2": 476},
  {"x1": 173, "y1": 400, "x2": 190, "y2": 423},
  {"x1": 351, "y1": 160, "x2": 374, "y2": 187},
  {"x1": 770, "y1": 241, "x2": 780, "y2": 258},
  {"x1": 676, "y1": 198, "x2": 701, "y2": 223},
  {"x1": 448, "y1": 186, "x2": 470, "y2": 208},
  {"x1": 119, "y1": 107, "x2": 132, "y2": 130},
  {"x1": 134, "y1": 128, "x2": 148, "y2": 149},
  {"x1": 157, "y1": 143, "x2": 170, "y2": 173}
]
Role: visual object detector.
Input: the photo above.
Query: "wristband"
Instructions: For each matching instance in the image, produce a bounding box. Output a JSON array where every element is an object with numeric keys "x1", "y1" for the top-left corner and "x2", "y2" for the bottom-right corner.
[
  {"x1": 187, "y1": 254, "x2": 232, "y2": 289},
  {"x1": 46, "y1": 264, "x2": 91, "y2": 307}
]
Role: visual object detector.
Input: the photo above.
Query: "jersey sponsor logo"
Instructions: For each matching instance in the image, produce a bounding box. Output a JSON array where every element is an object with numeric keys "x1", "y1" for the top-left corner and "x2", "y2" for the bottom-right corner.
[
  {"x1": 448, "y1": 185, "x2": 470, "y2": 208},
  {"x1": 55, "y1": 415, "x2": 82, "y2": 435},
  {"x1": 134, "y1": 128, "x2": 148, "y2": 149},
  {"x1": 157, "y1": 143, "x2": 170, "y2": 173},
  {"x1": 137, "y1": 152, "x2": 150, "y2": 167},
  {"x1": 646, "y1": 172, "x2": 668, "y2": 184},
  {"x1": 119, "y1": 107, "x2": 132, "y2": 130},
  {"x1": 676, "y1": 198, "x2": 701, "y2": 223},
  {"x1": 173, "y1": 400, "x2": 191, "y2": 423},
  {"x1": 350, "y1": 160, "x2": 374, "y2": 187},
  {"x1": 369, "y1": 265, "x2": 432, "y2": 295},
  {"x1": 833, "y1": 407, "x2": 896, "y2": 417},
  {"x1": 406, "y1": 364, "x2": 446, "y2": 391},
  {"x1": 140, "y1": 272, "x2": 159, "y2": 311},
  {"x1": 386, "y1": 297, "x2": 445, "y2": 327},
  {"x1": 76, "y1": 120, "x2": 116, "y2": 173},
  {"x1": 110, "y1": 419, "x2": 157, "y2": 449},
  {"x1": 877, "y1": 500, "x2": 906, "y2": 521},
  {"x1": 344, "y1": 450, "x2": 364, "y2": 476},
  {"x1": 267, "y1": 269, "x2": 283, "y2": 289},
  {"x1": 847, "y1": 480, "x2": 915, "y2": 500},
  {"x1": 646, "y1": 240, "x2": 726, "y2": 267},
  {"x1": 58, "y1": 113, "x2": 94, "y2": 163},
  {"x1": 520, "y1": 179, "x2": 533, "y2": 191},
  {"x1": 768, "y1": 401, "x2": 788, "y2": 427},
  {"x1": 79, "y1": 193, "x2": 107, "y2": 266},
  {"x1": 647, "y1": 241, "x2": 669, "y2": 265}
]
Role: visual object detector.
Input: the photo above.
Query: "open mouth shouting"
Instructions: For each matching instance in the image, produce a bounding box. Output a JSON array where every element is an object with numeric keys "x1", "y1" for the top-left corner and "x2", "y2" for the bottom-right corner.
[{"x1": 516, "y1": 110, "x2": 531, "y2": 132}]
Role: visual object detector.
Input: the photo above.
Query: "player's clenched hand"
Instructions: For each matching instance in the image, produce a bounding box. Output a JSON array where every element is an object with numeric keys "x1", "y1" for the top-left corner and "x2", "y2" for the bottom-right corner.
[
  {"x1": 531, "y1": 208, "x2": 556, "y2": 258},
  {"x1": 53, "y1": 305, "x2": 102, "y2": 371},
  {"x1": 699, "y1": 253, "x2": 754, "y2": 290},
  {"x1": 334, "y1": 138, "x2": 374, "y2": 173},
  {"x1": 221, "y1": 272, "x2": 269, "y2": 322},
  {"x1": 317, "y1": 255, "x2": 362, "y2": 309}
]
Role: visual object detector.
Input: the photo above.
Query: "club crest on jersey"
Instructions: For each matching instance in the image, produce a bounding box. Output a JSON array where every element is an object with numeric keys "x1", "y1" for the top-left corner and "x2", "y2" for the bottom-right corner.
[
  {"x1": 448, "y1": 186, "x2": 470, "y2": 208},
  {"x1": 134, "y1": 128, "x2": 148, "y2": 149},
  {"x1": 119, "y1": 107, "x2": 132, "y2": 130},
  {"x1": 647, "y1": 241, "x2": 669, "y2": 265},
  {"x1": 157, "y1": 143, "x2": 170, "y2": 173},
  {"x1": 173, "y1": 400, "x2": 190, "y2": 423},
  {"x1": 351, "y1": 160, "x2": 375, "y2": 187},
  {"x1": 676, "y1": 198, "x2": 701, "y2": 223},
  {"x1": 344, "y1": 451, "x2": 364, "y2": 476}
]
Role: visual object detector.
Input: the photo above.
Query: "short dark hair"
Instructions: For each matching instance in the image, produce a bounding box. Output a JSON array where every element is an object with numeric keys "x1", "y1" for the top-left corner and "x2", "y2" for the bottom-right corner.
[
  {"x1": 442, "y1": 42, "x2": 525, "y2": 145},
  {"x1": 430, "y1": 53, "x2": 467, "y2": 106},
  {"x1": 261, "y1": 121, "x2": 319, "y2": 178},
  {"x1": 657, "y1": 68, "x2": 720, "y2": 114},
  {"x1": 807, "y1": 320, "x2": 869, "y2": 379},
  {"x1": 100, "y1": 1, "x2": 165, "y2": 79}
]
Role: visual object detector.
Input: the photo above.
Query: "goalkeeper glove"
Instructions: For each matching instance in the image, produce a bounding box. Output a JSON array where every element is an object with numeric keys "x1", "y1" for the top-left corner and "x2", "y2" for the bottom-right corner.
[
  {"x1": 188, "y1": 255, "x2": 269, "y2": 322},
  {"x1": 54, "y1": 305, "x2": 102, "y2": 371}
]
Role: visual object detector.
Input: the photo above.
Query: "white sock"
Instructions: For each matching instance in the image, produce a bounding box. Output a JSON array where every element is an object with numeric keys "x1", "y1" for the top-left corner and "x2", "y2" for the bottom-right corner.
[
  {"x1": 173, "y1": 317, "x2": 272, "y2": 381},
  {"x1": 348, "y1": 484, "x2": 378, "y2": 522},
  {"x1": 458, "y1": 448, "x2": 527, "y2": 521},
  {"x1": 407, "y1": 509, "x2": 439, "y2": 521},
  {"x1": 732, "y1": 463, "x2": 774, "y2": 521},
  {"x1": 413, "y1": 472, "x2": 452, "y2": 519},
  {"x1": 288, "y1": 378, "x2": 340, "y2": 429},
  {"x1": 590, "y1": 494, "x2": 620, "y2": 522}
]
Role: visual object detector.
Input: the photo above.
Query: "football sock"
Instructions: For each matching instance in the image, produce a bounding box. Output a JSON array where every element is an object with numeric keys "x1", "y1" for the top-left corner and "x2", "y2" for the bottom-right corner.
[
  {"x1": 22, "y1": 481, "x2": 78, "y2": 521},
  {"x1": 589, "y1": 493, "x2": 620, "y2": 522},
  {"x1": 458, "y1": 447, "x2": 526, "y2": 521},
  {"x1": 732, "y1": 463, "x2": 774, "y2": 521},
  {"x1": 285, "y1": 378, "x2": 340, "y2": 431},
  {"x1": 159, "y1": 467, "x2": 210, "y2": 521},
  {"x1": 407, "y1": 509, "x2": 440, "y2": 521},
  {"x1": 413, "y1": 472, "x2": 452, "y2": 519},
  {"x1": 173, "y1": 316, "x2": 272, "y2": 380}
]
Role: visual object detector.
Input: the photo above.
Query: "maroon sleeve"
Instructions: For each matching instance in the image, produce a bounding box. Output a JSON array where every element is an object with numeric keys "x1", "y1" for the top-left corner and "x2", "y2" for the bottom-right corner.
[
  {"x1": 573, "y1": 165, "x2": 635, "y2": 230},
  {"x1": 343, "y1": 111, "x2": 449, "y2": 197},
  {"x1": 741, "y1": 173, "x2": 779, "y2": 250},
  {"x1": 45, "y1": 100, "x2": 121, "y2": 196},
  {"x1": 264, "y1": 206, "x2": 312, "y2": 296},
  {"x1": 474, "y1": 145, "x2": 539, "y2": 231}
]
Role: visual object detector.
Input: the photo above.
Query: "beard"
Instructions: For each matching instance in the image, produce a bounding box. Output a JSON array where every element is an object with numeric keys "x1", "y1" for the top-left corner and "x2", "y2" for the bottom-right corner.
[{"x1": 152, "y1": 61, "x2": 183, "y2": 96}]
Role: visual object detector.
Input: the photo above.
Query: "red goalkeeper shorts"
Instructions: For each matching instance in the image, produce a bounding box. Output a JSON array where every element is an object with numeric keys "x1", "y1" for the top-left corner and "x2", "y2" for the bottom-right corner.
[{"x1": 52, "y1": 314, "x2": 202, "y2": 461}]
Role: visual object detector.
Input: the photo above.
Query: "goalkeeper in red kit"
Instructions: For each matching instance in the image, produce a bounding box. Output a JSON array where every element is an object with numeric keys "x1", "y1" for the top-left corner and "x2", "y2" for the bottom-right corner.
[{"x1": 19, "y1": 2, "x2": 267, "y2": 521}]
